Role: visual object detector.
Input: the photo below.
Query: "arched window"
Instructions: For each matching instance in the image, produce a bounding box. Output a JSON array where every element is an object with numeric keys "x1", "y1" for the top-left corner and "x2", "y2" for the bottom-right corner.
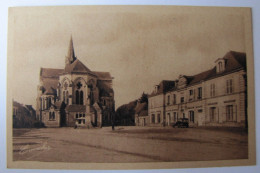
[
  {"x1": 76, "y1": 90, "x2": 79, "y2": 104},
  {"x1": 66, "y1": 91, "x2": 69, "y2": 104},
  {"x1": 75, "y1": 81, "x2": 84, "y2": 105},
  {"x1": 62, "y1": 82, "x2": 69, "y2": 104},
  {"x1": 80, "y1": 91, "x2": 83, "y2": 105}
]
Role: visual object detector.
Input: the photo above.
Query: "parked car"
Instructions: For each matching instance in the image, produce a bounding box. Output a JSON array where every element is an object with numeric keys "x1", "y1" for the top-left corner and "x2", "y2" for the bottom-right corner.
[{"x1": 173, "y1": 118, "x2": 189, "y2": 128}]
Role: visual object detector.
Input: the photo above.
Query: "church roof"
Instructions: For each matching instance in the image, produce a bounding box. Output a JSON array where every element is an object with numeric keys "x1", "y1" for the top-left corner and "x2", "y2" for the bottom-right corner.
[
  {"x1": 64, "y1": 59, "x2": 93, "y2": 74},
  {"x1": 41, "y1": 78, "x2": 59, "y2": 95},
  {"x1": 39, "y1": 68, "x2": 62, "y2": 95},
  {"x1": 40, "y1": 68, "x2": 64, "y2": 79}
]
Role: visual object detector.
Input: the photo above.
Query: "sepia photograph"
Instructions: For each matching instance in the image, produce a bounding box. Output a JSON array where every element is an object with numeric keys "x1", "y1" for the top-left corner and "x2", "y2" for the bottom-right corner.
[{"x1": 6, "y1": 5, "x2": 255, "y2": 169}]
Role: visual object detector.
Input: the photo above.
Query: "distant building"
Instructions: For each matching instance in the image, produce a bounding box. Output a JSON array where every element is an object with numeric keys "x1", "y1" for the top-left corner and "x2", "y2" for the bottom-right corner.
[
  {"x1": 148, "y1": 51, "x2": 247, "y2": 127},
  {"x1": 36, "y1": 37, "x2": 115, "y2": 128},
  {"x1": 134, "y1": 102, "x2": 149, "y2": 126},
  {"x1": 13, "y1": 100, "x2": 36, "y2": 128}
]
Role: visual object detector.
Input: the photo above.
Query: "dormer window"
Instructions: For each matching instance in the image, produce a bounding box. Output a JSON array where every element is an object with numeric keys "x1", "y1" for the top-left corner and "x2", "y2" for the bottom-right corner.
[
  {"x1": 215, "y1": 58, "x2": 225, "y2": 73},
  {"x1": 177, "y1": 75, "x2": 187, "y2": 89}
]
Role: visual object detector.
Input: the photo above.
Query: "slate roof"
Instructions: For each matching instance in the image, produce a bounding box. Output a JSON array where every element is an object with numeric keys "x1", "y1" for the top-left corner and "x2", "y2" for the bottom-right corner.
[
  {"x1": 186, "y1": 51, "x2": 246, "y2": 86},
  {"x1": 149, "y1": 80, "x2": 176, "y2": 97},
  {"x1": 41, "y1": 78, "x2": 59, "y2": 95},
  {"x1": 40, "y1": 68, "x2": 64, "y2": 79},
  {"x1": 149, "y1": 51, "x2": 246, "y2": 96},
  {"x1": 39, "y1": 68, "x2": 63, "y2": 95},
  {"x1": 64, "y1": 59, "x2": 93, "y2": 74},
  {"x1": 13, "y1": 100, "x2": 22, "y2": 107}
]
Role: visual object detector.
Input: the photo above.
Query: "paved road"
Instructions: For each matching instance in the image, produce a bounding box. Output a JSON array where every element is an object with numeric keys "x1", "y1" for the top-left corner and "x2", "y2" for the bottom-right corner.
[{"x1": 13, "y1": 126, "x2": 248, "y2": 163}]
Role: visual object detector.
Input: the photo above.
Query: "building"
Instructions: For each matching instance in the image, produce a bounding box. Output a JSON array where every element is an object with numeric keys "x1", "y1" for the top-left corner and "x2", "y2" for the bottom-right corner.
[
  {"x1": 13, "y1": 100, "x2": 36, "y2": 128},
  {"x1": 134, "y1": 102, "x2": 149, "y2": 126},
  {"x1": 148, "y1": 51, "x2": 247, "y2": 127},
  {"x1": 36, "y1": 37, "x2": 115, "y2": 128}
]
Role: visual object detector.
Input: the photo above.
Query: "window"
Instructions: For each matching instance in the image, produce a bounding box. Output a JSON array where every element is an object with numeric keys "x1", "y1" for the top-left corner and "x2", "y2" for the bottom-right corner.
[
  {"x1": 173, "y1": 94, "x2": 176, "y2": 104},
  {"x1": 218, "y1": 62, "x2": 223, "y2": 72},
  {"x1": 75, "y1": 112, "x2": 85, "y2": 124},
  {"x1": 226, "y1": 105, "x2": 234, "y2": 121},
  {"x1": 209, "y1": 107, "x2": 216, "y2": 122},
  {"x1": 174, "y1": 112, "x2": 178, "y2": 122},
  {"x1": 157, "y1": 114, "x2": 161, "y2": 123},
  {"x1": 151, "y1": 114, "x2": 155, "y2": 123},
  {"x1": 210, "y1": 84, "x2": 216, "y2": 97},
  {"x1": 66, "y1": 91, "x2": 69, "y2": 104},
  {"x1": 80, "y1": 91, "x2": 83, "y2": 105},
  {"x1": 180, "y1": 97, "x2": 184, "y2": 103},
  {"x1": 48, "y1": 97, "x2": 52, "y2": 108},
  {"x1": 75, "y1": 82, "x2": 84, "y2": 105},
  {"x1": 189, "y1": 111, "x2": 194, "y2": 123},
  {"x1": 226, "y1": 79, "x2": 233, "y2": 94},
  {"x1": 49, "y1": 112, "x2": 55, "y2": 120},
  {"x1": 42, "y1": 98, "x2": 45, "y2": 110},
  {"x1": 167, "y1": 95, "x2": 170, "y2": 105},
  {"x1": 189, "y1": 89, "x2": 194, "y2": 101},
  {"x1": 189, "y1": 90, "x2": 193, "y2": 96},
  {"x1": 198, "y1": 87, "x2": 202, "y2": 99}
]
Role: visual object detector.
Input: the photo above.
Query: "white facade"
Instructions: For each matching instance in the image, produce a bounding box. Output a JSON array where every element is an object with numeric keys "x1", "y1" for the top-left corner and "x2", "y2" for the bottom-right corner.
[{"x1": 148, "y1": 51, "x2": 247, "y2": 127}]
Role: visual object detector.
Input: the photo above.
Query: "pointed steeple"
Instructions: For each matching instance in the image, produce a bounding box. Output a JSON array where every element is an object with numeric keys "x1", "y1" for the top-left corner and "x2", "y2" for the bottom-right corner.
[{"x1": 65, "y1": 36, "x2": 77, "y2": 65}]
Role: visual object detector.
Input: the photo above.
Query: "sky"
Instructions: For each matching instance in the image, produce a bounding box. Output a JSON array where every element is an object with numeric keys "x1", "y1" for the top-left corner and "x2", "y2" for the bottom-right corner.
[{"x1": 9, "y1": 6, "x2": 248, "y2": 109}]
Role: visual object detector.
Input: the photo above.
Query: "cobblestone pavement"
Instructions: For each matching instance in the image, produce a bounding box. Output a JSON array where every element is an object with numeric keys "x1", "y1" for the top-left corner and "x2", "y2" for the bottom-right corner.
[{"x1": 12, "y1": 126, "x2": 248, "y2": 163}]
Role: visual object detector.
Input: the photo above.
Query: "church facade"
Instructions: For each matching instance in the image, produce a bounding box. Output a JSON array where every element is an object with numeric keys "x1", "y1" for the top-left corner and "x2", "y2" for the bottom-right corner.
[
  {"x1": 36, "y1": 37, "x2": 115, "y2": 128},
  {"x1": 148, "y1": 51, "x2": 247, "y2": 127}
]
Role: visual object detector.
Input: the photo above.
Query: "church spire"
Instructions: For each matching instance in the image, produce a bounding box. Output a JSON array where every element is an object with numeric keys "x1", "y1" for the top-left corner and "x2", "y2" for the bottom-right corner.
[{"x1": 65, "y1": 36, "x2": 77, "y2": 65}]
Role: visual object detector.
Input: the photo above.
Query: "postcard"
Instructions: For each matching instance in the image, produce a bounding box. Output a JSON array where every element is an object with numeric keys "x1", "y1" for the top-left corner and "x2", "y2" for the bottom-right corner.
[{"x1": 7, "y1": 5, "x2": 255, "y2": 169}]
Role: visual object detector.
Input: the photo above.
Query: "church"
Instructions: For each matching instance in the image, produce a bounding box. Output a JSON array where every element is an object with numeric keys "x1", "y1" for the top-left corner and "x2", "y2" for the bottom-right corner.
[{"x1": 36, "y1": 37, "x2": 115, "y2": 128}]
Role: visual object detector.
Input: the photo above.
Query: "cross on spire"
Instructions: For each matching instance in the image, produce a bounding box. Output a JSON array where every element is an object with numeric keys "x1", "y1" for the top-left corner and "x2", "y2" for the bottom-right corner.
[{"x1": 65, "y1": 35, "x2": 77, "y2": 65}]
